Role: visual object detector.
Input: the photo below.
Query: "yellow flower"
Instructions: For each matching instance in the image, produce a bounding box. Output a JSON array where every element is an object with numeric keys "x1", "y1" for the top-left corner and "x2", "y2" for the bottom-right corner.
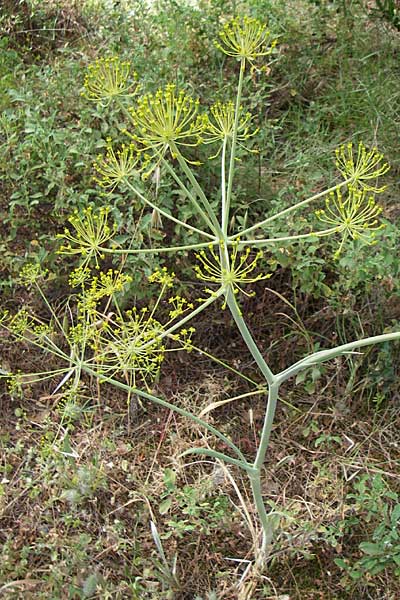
[
  {"x1": 195, "y1": 241, "x2": 271, "y2": 305},
  {"x1": 93, "y1": 140, "x2": 142, "y2": 191},
  {"x1": 127, "y1": 84, "x2": 208, "y2": 160},
  {"x1": 315, "y1": 187, "x2": 385, "y2": 257},
  {"x1": 95, "y1": 306, "x2": 166, "y2": 385},
  {"x1": 82, "y1": 57, "x2": 138, "y2": 104},
  {"x1": 89, "y1": 269, "x2": 132, "y2": 300},
  {"x1": 215, "y1": 16, "x2": 277, "y2": 63},
  {"x1": 335, "y1": 141, "x2": 390, "y2": 193},
  {"x1": 203, "y1": 101, "x2": 258, "y2": 156},
  {"x1": 148, "y1": 267, "x2": 175, "y2": 288},
  {"x1": 57, "y1": 206, "x2": 117, "y2": 268},
  {"x1": 19, "y1": 263, "x2": 47, "y2": 286}
]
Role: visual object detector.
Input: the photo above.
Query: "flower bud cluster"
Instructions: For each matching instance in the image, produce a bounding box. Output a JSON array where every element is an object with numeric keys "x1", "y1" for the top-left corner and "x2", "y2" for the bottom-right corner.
[
  {"x1": 57, "y1": 206, "x2": 117, "y2": 268},
  {"x1": 93, "y1": 139, "x2": 143, "y2": 191},
  {"x1": 127, "y1": 84, "x2": 208, "y2": 159},
  {"x1": 215, "y1": 16, "x2": 278, "y2": 63},
  {"x1": 195, "y1": 241, "x2": 271, "y2": 306},
  {"x1": 315, "y1": 186, "x2": 385, "y2": 258},
  {"x1": 82, "y1": 56, "x2": 138, "y2": 104},
  {"x1": 19, "y1": 263, "x2": 48, "y2": 286},
  {"x1": 335, "y1": 141, "x2": 390, "y2": 193},
  {"x1": 203, "y1": 101, "x2": 258, "y2": 156}
]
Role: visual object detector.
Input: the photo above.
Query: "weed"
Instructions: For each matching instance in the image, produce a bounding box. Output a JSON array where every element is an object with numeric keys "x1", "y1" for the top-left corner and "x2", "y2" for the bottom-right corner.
[{"x1": 2, "y1": 14, "x2": 399, "y2": 586}]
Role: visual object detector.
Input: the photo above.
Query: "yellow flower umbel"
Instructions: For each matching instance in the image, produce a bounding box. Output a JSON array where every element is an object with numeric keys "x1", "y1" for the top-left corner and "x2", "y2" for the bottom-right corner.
[
  {"x1": 127, "y1": 84, "x2": 208, "y2": 161},
  {"x1": 82, "y1": 57, "x2": 138, "y2": 104},
  {"x1": 88, "y1": 269, "x2": 133, "y2": 301},
  {"x1": 335, "y1": 141, "x2": 390, "y2": 193},
  {"x1": 195, "y1": 242, "x2": 271, "y2": 306},
  {"x1": 203, "y1": 101, "x2": 258, "y2": 156},
  {"x1": 315, "y1": 187, "x2": 385, "y2": 257},
  {"x1": 215, "y1": 16, "x2": 277, "y2": 64},
  {"x1": 19, "y1": 263, "x2": 48, "y2": 286},
  {"x1": 92, "y1": 270, "x2": 196, "y2": 389},
  {"x1": 57, "y1": 206, "x2": 117, "y2": 268},
  {"x1": 93, "y1": 139, "x2": 143, "y2": 192},
  {"x1": 97, "y1": 306, "x2": 166, "y2": 387}
]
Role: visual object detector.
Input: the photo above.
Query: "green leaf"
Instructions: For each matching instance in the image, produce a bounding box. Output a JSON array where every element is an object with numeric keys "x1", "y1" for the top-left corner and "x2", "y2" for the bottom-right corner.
[
  {"x1": 159, "y1": 497, "x2": 172, "y2": 515},
  {"x1": 82, "y1": 573, "x2": 99, "y2": 598},
  {"x1": 391, "y1": 504, "x2": 400, "y2": 525},
  {"x1": 163, "y1": 468, "x2": 176, "y2": 491},
  {"x1": 359, "y1": 542, "x2": 383, "y2": 555}
]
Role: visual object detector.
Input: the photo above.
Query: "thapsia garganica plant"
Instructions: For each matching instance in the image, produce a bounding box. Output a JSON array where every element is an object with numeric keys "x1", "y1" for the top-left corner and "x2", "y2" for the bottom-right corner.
[{"x1": 2, "y1": 16, "x2": 399, "y2": 565}]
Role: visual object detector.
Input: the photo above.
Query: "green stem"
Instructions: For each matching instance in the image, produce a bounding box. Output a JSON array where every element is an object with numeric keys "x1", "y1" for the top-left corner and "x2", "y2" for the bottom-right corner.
[
  {"x1": 190, "y1": 344, "x2": 260, "y2": 387},
  {"x1": 225, "y1": 58, "x2": 246, "y2": 236},
  {"x1": 3, "y1": 324, "x2": 71, "y2": 363},
  {"x1": 125, "y1": 180, "x2": 215, "y2": 240},
  {"x1": 171, "y1": 143, "x2": 223, "y2": 236},
  {"x1": 236, "y1": 179, "x2": 351, "y2": 239},
  {"x1": 102, "y1": 240, "x2": 218, "y2": 255},
  {"x1": 277, "y1": 331, "x2": 400, "y2": 384},
  {"x1": 180, "y1": 448, "x2": 256, "y2": 473},
  {"x1": 226, "y1": 288, "x2": 276, "y2": 386},
  {"x1": 35, "y1": 281, "x2": 69, "y2": 340},
  {"x1": 116, "y1": 98, "x2": 136, "y2": 126},
  {"x1": 221, "y1": 136, "x2": 228, "y2": 234},
  {"x1": 81, "y1": 364, "x2": 247, "y2": 462},
  {"x1": 237, "y1": 227, "x2": 339, "y2": 247},
  {"x1": 161, "y1": 157, "x2": 217, "y2": 234}
]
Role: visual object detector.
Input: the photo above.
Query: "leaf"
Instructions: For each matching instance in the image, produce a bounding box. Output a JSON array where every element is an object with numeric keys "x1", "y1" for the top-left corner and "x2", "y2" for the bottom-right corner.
[
  {"x1": 334, "y1": 558, "x2": 349, "y2": 570},
  {"x1": 359, "y1": 542, "x2": 383, "y2": 555},
  {"x1": 82, "y1": 573, "x2": 99, "y2": 597},
  {"x1": 159, "y1": 497, "x2": 172, "y2": 515},
  {"x1": 392, "y1": 554, "x2": 400, "y2": 566},
  {"x1": 163, "y1": 468, "x2": 176, "y2": 490},
  {"x1": 391, "y1": 504, "x2": 400, "y2": 525}
]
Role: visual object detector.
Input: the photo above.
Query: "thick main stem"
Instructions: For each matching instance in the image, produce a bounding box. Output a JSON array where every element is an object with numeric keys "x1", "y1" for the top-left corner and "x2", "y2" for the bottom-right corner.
[
  {"x1": 226, "y1": 289, "x2": 275, "y2": 386},
  {"x1": 250, "y1": 381, "x2": 280, "y2": 558},
  {"x1": 226, "y1": 287, "x2": 280, "y2": 559}
]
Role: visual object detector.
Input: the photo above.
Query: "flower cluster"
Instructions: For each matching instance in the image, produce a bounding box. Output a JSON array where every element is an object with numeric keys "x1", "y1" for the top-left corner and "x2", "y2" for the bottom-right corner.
[
  {"x1": 215, "y1": 16, "x2": 277, "y2": 63},
  {"x1": 82, "y1": 57, "x2": 138, "y2": 104},
  {"x1": 127, "y1": 84, "x2": 208, "y2": 161},
  {"x1": 64, "y1": 266, "x2": 196, "y2": 389},
  {"x1": 335, "y1": 141, "x2": 390, "y2": 193},
  {"x1": 8, "y1": 309, "x2": 32, "y2": 336},
  {"x1": 168, "y1": 295, "x2": 194, "y2": 320},
  {"x1": 4, "y1": 308, "x2": 57, "y2": 353},
  {"x1": 195, "y1": 242, "x2": 271, "y2": 305},
  {"x1": 57, "y1": 206, "x2": 117, "y2": 268},
  {"x1": 203, "y1": 101, "x2": 258, "y2": 155},
  {"x1": 19, "y1": 263, "x2": 48, "y2": 286},
  {"x1": 93, "y1": 139, "x2": 143, "y2": 192},
  {"x1": 170, "y1": 326, "x2": 196, "y2": 350},
  {"x1": 88, "y1": 270, "x2": 133, "y2": 300},
  {"x1": 148, "y1": 267, "x2": 176, "y2": 288},
  {"x1": 316, "y1": 187, "x2": 385, "y2": 257},
  {"x1": 96, "y1": 306, "x2": 167, "y2": 387}
]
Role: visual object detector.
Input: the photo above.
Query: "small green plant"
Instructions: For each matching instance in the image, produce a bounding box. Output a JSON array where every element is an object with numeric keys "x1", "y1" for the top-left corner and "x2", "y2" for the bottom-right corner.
[
  {"x1": 335, "y1": 475, "x2": 400, "y2": 582},
  {"x1": 2, "y1": 15, "x2": 399, "y2": 581}
]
